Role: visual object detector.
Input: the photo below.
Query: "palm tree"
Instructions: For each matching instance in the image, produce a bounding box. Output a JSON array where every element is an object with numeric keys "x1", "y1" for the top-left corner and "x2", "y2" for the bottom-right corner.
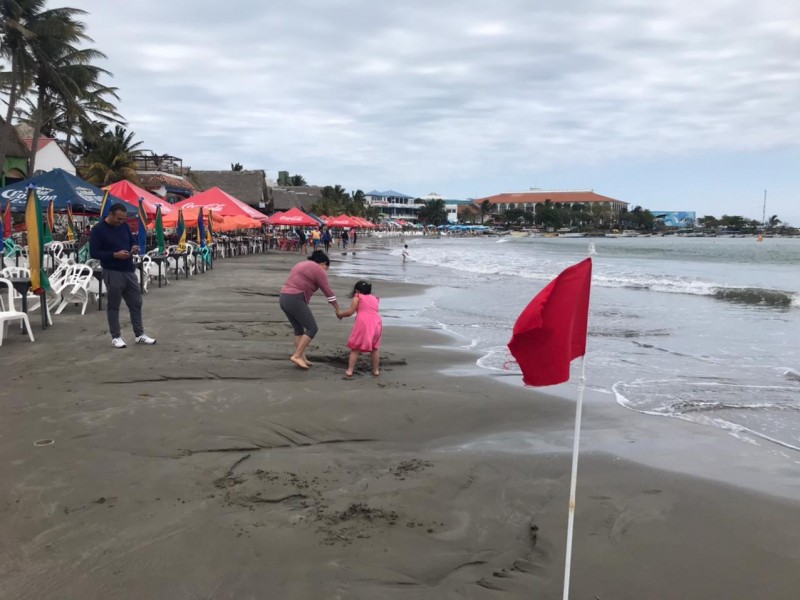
[
  {"x1": 768, "y1": 214, "x2": 781, "y2": 229},
  {"x1": 0, "y1": 0, "x2": 44, "y2": 174},
  {"x1": 289, "y1": 174, "x2": 307, "y2": 186},
  {"x1": 69, "y1": 119, "x2": 107, "y2": 161},
  {"x1": 0, "y1": 2, "x2": 98, "y2": 175},
  {"x1": 28, "y1": 43, "x2": 109, "y2": 176},
  {"x1": 700, "y1": 215, "x2": 719, "y2": 232},
  {"x1": 418, "y1": 198, "x2": 447, "y2": 227},
  {"x1": 479, "y1": 200, "x2": 492, "y2": 224},
  {"x1": 82, "y1": 125, "x2": 143, "y2": 186},
  {"x1": 231, "y1": 162, "x2": 243, "y2": 171},
  {"x1": 19, "y1": 69, "x2": 122, "y2": 157},
  {"x1": 56, "y1": 76, "x2": 122, "y2": 160}
]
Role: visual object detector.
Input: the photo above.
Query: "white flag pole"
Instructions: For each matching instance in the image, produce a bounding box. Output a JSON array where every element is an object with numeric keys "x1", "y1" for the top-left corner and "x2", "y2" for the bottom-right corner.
[{"x1": 562, "y1": 354, "x2": 587, "y2": 600}]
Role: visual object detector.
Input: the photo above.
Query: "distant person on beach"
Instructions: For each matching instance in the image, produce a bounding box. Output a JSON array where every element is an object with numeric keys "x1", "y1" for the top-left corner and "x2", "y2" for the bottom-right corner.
[
  {"x1": 341, "y1": 229, "x2": 349, "y2": 250},
  {"x1": 90, "y1": 203, "x2": 157, "y2": 349},
  {"x1": 337, "y1": 280, "x2": 382, "y2": 377},
  {"x1": 402, "y1": 244, "x2": 409, "y2": 263},
  {"x1": 279, "y1": 250, "x2": 341, "y2": 370},
  {"x1": 311, "y1": 228, "x2": 321, "y2": 250},
  {"x1": 352, "y1": 230, "x2": 357, "y2": 246},
  {"x1": 322, "y1": 227, "x2": 332, "y2": 253},
  {"x1": 295, "y1": 227, "x2": 307, "y2": 254}
]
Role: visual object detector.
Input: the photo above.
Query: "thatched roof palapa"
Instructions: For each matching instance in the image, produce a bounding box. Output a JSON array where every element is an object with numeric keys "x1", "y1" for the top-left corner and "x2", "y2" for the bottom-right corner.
[
  {"x1": 0, "y1": 118, "x2": 30, "y2": 160},
  {"x1": 268, "y1": 185, "x2": 323, "y2": 211},
  {"x1": 190, "y1": 170, "x2": 269, "y2": 209}
]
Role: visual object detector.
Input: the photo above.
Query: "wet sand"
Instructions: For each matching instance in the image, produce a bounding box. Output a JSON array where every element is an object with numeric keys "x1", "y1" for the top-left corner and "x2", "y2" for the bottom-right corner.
[{"x1": 1, "y1": 251, "x2": 798, "y2": 599}]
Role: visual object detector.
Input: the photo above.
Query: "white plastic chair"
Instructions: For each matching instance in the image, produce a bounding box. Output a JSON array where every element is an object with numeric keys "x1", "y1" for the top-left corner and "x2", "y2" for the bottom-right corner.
[
  {"x1": 45, "y1": 261, "x2": 74, "y2": 312},
  {"x1": 146, "y1": 249, "x2": 169, "y2": 286},
  {"x1": 54, "y1": 264, "x2": 94, "y2": 315},
  {"x1": 0, "y1": 277, "x2": 35, "y2": 346},
  {"x1": 44, "y1": 241, "x2": 64, "y2": 270},
  {"x1": 135, "y1": 255, "x2": 151, "y2": 292},
  {"x1": 4, "y1": 245, "x2": 29, "y2": 269},
  {"x1": 0, "y1": 266, "x2": 52, "y2": 324},
  {"x1": 166, "y1": 245, "x2": 187, "y2": 277}
]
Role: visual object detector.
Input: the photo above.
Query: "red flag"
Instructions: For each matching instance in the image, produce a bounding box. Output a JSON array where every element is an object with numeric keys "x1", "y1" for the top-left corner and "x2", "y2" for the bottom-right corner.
[{"x1": 508, "y1": 258, "x2": 592, "y2": 386}]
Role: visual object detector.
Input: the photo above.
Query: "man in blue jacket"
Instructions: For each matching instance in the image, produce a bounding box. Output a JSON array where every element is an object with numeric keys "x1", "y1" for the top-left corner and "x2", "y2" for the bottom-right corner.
[{"x1": 90, "y1": 203, "x2": 157, "y2": 348}]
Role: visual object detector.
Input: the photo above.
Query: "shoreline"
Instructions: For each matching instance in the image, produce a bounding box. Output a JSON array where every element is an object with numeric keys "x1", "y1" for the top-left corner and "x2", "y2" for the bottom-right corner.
[
  {"x1": 337, "y1": 239, "x2": 800, "y2": 503},
  {"x1": 1, "y1": 250, "x2": 798, "y2": 599}
]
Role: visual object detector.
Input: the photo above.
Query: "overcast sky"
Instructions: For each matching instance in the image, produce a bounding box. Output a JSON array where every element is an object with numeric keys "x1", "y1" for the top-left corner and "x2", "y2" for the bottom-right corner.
[{"x1": 67, "y1": 0, "x2": 800, "y2": 223}]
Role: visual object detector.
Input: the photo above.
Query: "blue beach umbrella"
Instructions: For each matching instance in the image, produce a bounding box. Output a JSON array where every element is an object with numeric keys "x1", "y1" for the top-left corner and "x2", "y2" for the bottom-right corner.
[
  {"x1": 176, "y1": 208, "x2": 187, "y2": 251},
  {"x1": 197, "y1": 206, "x2": 206, "y2": 248},
  {"x1": 0, "y1": 168, "x2": 136, "y2": 216}
]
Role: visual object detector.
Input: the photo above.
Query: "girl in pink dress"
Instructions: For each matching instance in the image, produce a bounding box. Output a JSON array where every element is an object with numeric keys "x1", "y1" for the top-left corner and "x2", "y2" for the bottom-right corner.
[{"x1": 337, "y1": 280, "x2": 383, "y2": 377}]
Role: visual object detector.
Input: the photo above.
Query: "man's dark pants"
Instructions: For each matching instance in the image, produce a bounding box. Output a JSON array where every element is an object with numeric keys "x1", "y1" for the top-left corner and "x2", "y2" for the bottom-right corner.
[{"x1": 103, "y1": 270, "x2": 143, "y2": 338}]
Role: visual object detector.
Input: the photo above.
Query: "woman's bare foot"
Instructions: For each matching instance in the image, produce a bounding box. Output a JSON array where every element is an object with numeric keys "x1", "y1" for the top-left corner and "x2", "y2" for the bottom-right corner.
[
  {"x1": 345, "y1": 370, "x2": 354, "y2": 377},
  {"x1": 290, "y1": 355, "x2": 310, "y2": 370},
  {"x1": 372, "y1": 370, "x2": 380, "y2": 377}
]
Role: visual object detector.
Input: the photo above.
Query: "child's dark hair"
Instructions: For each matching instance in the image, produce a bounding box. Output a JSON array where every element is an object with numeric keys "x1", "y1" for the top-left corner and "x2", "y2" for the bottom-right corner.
[{"x1": 350, "y1": 280, "x2": 372, "y2": 297}]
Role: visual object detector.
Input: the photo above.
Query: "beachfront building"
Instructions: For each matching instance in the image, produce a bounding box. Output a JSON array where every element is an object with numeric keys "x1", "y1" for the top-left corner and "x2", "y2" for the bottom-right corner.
[
  {"x1": 22, "y1": 137, "x2": 75, "y2": 176},
  {"x1": 138, "y1": 171, "x2": 196, "y2": 203},
  {"x1": 365, "y1": 190, "x2": 421, "y2": 223},
  {"x1": 420, "y1": 192, "x2": 473, "y2": 223},
  {"x1": 268, "y1": 184, "x2": 324, "y2": 211},
  {"x1": 474, "y1": 189, "x2": 628, "y2": 222},
  {"x1": 191, "y1": 170, "x2": 270, "y2": 210},
  {"x1": 132, "y1": 153, "x2": 196, "y2": 202}
]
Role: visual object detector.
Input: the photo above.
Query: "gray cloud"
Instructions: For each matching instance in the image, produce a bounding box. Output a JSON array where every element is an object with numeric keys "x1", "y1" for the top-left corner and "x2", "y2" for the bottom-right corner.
[{"x1": 54, "y1": 0, "x2": 800, "y2": 217}]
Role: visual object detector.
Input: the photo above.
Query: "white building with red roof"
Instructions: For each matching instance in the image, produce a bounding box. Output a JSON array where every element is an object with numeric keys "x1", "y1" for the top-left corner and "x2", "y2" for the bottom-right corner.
[
  {"x1": 474, "y1": 189, "x2": 628, "y2": 215},
  {"x1": 23, "y1": 137, "x2": 76, "y2": 176}
]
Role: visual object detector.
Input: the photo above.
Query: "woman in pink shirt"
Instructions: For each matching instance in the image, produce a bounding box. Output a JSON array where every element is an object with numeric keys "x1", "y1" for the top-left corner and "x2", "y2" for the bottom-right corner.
[{"x1": 279, "y1": 250, "x2": 341, "y2": 369}]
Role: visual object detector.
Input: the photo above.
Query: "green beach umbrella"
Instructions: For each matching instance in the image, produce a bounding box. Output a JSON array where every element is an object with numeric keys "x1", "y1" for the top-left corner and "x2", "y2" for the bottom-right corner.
[
  {"x1": 24, "y1": 186, "x2": 51, "y2": 294},
  {"x1": 155, "y1": 204, "x2": 165, "y2": 254},
  {"x1": 43, "y1": 200, "x2": 54, "y2": 244}
]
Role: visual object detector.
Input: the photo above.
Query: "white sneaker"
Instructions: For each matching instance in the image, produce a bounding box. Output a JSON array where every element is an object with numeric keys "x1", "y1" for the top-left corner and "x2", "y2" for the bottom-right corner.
[
  {"x1": 111, "y1": 337, "x2": 127, "y2": 348},
  {"x1": 135, "y1": 334, "x2": 157, "y2": 345}
]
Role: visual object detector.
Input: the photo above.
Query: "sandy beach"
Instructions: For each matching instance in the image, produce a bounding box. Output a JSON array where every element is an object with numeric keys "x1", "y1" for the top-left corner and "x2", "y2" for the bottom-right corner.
[{"x1": 1, "y1": 250, "x2": 798, "y2": 600}]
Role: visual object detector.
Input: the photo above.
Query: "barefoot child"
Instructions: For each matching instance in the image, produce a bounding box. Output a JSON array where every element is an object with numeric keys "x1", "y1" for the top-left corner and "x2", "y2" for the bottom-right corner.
[
  {"x1": 402, "y1": 244, "x2": 409, "y2": 263},
  {"x1": 337, "y1": 280, "x2": 383, "y2": 376}
]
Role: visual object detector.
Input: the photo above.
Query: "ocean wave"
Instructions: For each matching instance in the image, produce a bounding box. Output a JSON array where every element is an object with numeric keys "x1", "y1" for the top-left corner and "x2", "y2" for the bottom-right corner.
[
  {"x1": 591, "y1": 328, "x2": 670, "y2": 338},
  {"x1": 613, "y1": 378, "x2": 800, "y2": 452},
  {"x1": 713, "y1": 287, "x2": 796, "y2": 307},
  {"x1": 407, "y1": 247, "x2": 799, "y2": 309}
]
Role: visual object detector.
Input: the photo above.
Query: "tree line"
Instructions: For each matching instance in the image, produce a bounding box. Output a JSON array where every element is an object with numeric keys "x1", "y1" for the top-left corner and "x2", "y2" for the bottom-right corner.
[
  {"x1": 0, "y1": 1, "x2": 134, "y2": 184},
  {"x1": 471, "y1": 201, "x2": 790, "y2": 233}
]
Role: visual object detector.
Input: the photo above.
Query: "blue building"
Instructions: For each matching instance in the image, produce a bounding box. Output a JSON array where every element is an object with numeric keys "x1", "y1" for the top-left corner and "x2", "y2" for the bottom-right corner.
[
  {"x1": 651, "y1": 211, "x2": 696, "y2": 228},
  {"x1": 365, "y1": 190, "x2": 420, "y2": 223}
]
